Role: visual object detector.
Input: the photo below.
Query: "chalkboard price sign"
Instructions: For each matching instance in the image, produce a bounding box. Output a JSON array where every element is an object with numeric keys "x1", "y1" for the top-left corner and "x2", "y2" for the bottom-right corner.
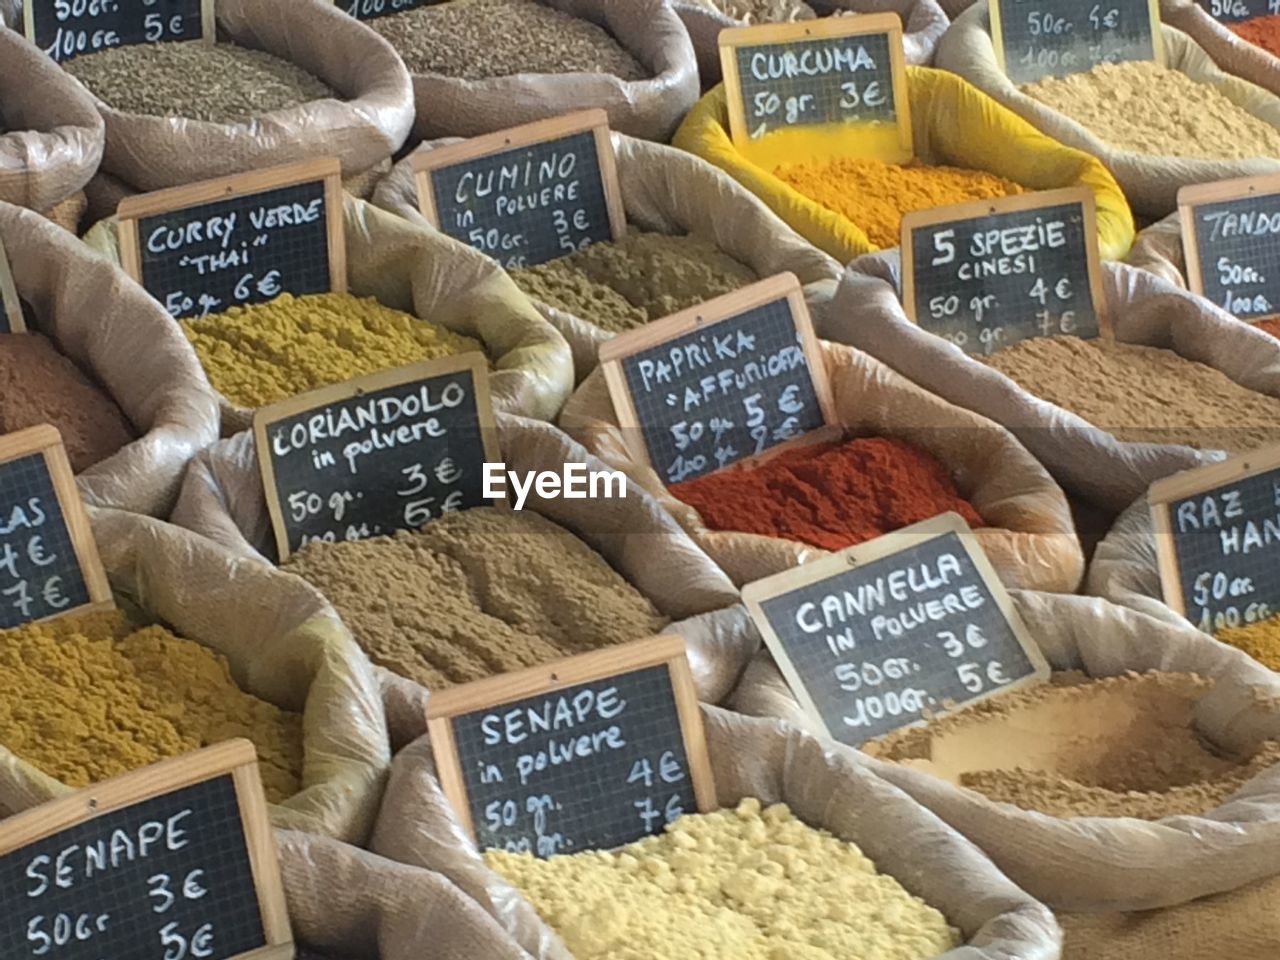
[
  {"x1": 0, "y1": 235, "x2": 24, "y2": 334},
  {"x1": 0, "y1": 425, "x2": 111, "y2": 629},
  {"x1": 1149, "y1": 445, "x2": 1280, "y2": 634},
  {"x1": 0, "y1": 740, "x2": 292, "y2": 960},
  {"x1": 335, "y1": 0, "x2": 430, "y2": 19},
  {"x1": 1196, "y1": 0, "x2": 1278, "y2": 23},
  {"x1": 900, "y1": 187, "x2": 1109, "y2": 357},
  {"x1": 116, "y1": 158, "x2": 347, "y2": 322},
  {"x1": 255, "y1": 353, "x2": 500, "y2": 562},
  {"x1": 989, "y1": 0, "x2": 1164, "y2": 84},
  {"x1": 25, "y1": 0, "x2": 214, "y2": 64},
  {"x1": 1179, "y1": 173, "x2": 1280, "y2": 321},
  {"x1": 598, "y1": 272, "x2": 837, "y2": 485},
  {"x1": 719, "y1": 14, "x2": 913, "y2": 165},
  {"x1": 412, "y1": 110, "x2": 626, "y2": 270},
  {"x1": 743, "y1": 513, "x2": 1049, "y2": 745},
  {"x1": 427, "y1": 636, "x2": 716, "y2": 857}
]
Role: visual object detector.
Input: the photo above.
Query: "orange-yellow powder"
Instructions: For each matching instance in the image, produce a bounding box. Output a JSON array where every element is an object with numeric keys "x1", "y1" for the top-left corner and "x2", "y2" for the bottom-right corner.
[{"x1": 772, "y1": 157, "x2": 1025, "y2": 249}]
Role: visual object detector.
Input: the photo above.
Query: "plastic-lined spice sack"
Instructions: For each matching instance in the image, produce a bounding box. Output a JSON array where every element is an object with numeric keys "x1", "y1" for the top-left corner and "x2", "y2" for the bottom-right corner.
[
  {"x1": 0, "y1": 201, "x2": 218, "y2": 516},
  {"x1": 0, "y1": 29, "x2": 102, "y2": 229},
  {"x1": 671, "y1": 66, "x2": 1133, "y2": 264},
  {"x1": 0, "y1": 508, "x2": 390, "y2": 844},
  {"x1": 831, "y1": 252, "x2": 1280, "y2": 515},
  {"x1": 559, "y1": 338, "x2": 1083, "y2": 592},
  {"x1": 674, "y1": 0, "x2": 949, "y2": 86},
  {"x1": 171, "y1": 413, "x2": 753, "y2": 705},
  {"x1": 1157, "y1": 0, "x2": 1280, "y2": 99},
  {"x1": 936, "y1": 15, "x2": 1280, "y2": 218},
  {"x1": 366, "y1": 704, "x2": 1060, "y2": 960},
  {"x1": 41, "y1": 0, "x2": 414, "y2": 194},
  {"x1": 366, "y1": 0, "x2": 698, "y2": 142},
  {"x1": 83, "y1": 194, "x2": 573, "y2": 433},
  {"x1": 374, "y1": 132, "x2": 844, "y2": 379},
  {"x1": 731, "y1": 589, "x2": 1280, "y2": 940}
]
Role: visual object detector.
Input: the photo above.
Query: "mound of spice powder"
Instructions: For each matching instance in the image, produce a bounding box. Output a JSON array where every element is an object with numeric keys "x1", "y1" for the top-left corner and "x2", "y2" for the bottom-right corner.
[
  {"x1": 1215, "y1": 618, "x2": 1280, "y2": 671},
  {"x1": 670, "y1": 436, "x2": 983, "y2": 550},
  {"x1": 182, "y1": 292, "x2": 482, "y2": 408},
  {"x1": 283, "y1": 508, "x2": 669, "y2": 689},
  {"x1": 487, "y1": 798, "x2": 960, "y2": 960},
  {"x1": 772, "y1": 158, "x2": 1024, "y2": 249},
  {"x1": 0, "y1": 610, "x2": 303, "y2": 803},
  {"x1": 0, "y1": 332, "x2": 135, "y2": 472},
  {"x1": 870, "y1": 670, "x2": 1280, "y2": 819},
  {"x1": 511, "y1": 232, "x2": 758, "y2": 334},
  {"x1": 690, "y1": 0, "x2": 816, "y2": 23},
  {"x1": 1233, "y1": 15, "x2": 1280, "y2": 57},
  {"x1": 981, "y1": 336, "x2": 1280, "y2": 452}
]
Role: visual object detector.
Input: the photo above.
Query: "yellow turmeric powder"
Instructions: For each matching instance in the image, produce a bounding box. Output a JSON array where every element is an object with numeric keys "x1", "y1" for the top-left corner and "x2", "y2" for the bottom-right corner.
[
  {"x1": 0, "y1": 610, "x2": 303, "y2": 802},
  {"x1": 1215, "y1": 618, "x2": 1280, "y2": 671},
  {"x1": 772, "y1": 157, "x2": 1025, "y2": 249},
  {"x1": 182, "y1": 292, "x2": 482, "y2": 408}
]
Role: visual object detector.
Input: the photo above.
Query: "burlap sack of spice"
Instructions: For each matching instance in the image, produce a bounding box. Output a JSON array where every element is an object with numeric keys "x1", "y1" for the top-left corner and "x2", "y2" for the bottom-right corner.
[
  {"x1": 671, "y1": 66, "x2": 1134, "y2": 264},
  {"x1": 54, "y1": 0, "x2": 414, "y2": 191},
  {"x1": 404, "y1": 0, "x2": 698, "y2": 143},
  {"x1": 1124, "y1": 211, "x2": 1195, "y2": 290},
  {"x1": 83, "y1": 194, "x2": 574, "y2": 433},
  {"x1": 0, "y1": 29, "x2": 103, "y2": 215},
  {"x1": 674, "y1": 0, "x2": 949, "y2": 86},
  {"x1": 2, "y1": 201, "x2": 220, "y2": 516},
  {"x1": 170, "y1": 414, "x2": 753, "y2": 705},
  {"x1": 367, "y1": 704, "x2": 1061, "y2": 960},
  {"x1": 0, "y1": 508, "x2": 390, "y2": 844},
  {"x1": 830, "y1": 252, "x2": 1280, "y2": 514},
  {"x1": 935, "y1": 15, "x2": 1280, "y2": 218},
  {"x1": 558, "y1": 338, "x2": 1084, "y2": 592},
  {"x1": 277, "y1": 830, "x2": 535, "y2": 960},
  {"x1": 373, "y1": 132, "x2": 844, "y2": 380},
  {"x1": 731, "y1": 589, "x2": 1280, "y2": 916}
]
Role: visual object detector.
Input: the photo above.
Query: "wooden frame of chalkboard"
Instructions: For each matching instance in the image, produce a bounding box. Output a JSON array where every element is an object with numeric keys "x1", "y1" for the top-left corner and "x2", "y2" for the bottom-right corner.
[
  {"x1": 254, "y1": 352, "x2": 502, "y2": 562},
  {"x1": 1179, "y1": 172, "x2": 1280, "y2": 322},
  {"x1": 597, "y1": 271, "x2": 838, "y2": 483},
  {"x1": 900, "y1": 186, "x2": 1111, "y2": 347},
  {"x1": 742, "y1": 512, "x2": 1049, "y2": 744},
  {"x1": 24, "y1": 0, "x2": 216, "y2": 62},
  {"x1": 116, "y1": 157, "x2": 347, "y2": 314},
  {"x1": 0, "y1": 739, "x2": 293, "y2": 960},
  {"x1": 410, "y1": 109, "x2": 626, "y2": 262},
  {"x1": 988, "y1": 0, "x2": 1164, "y2": 83},
  {"x1": 0, "y1": 235, "x2": 24, "y2": 334},
  {"x1": 718, "y1": 13, "x2": 913, "y2": 163},
  {"x1": 0, "y1": 424, "x2": 111, "y2": 621},
  {"x1": 1148, "y1": 444, "x2": 1280, "y2": 620},
  {"x1": 425, "y1": 635, "x2": 716, "y2": 845}
]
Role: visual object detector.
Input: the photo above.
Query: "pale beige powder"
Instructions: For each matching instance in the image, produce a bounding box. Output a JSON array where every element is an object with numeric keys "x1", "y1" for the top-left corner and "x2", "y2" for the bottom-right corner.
[{"x1": 1022, "y1": 61, "x2": 1280, "y2": 160}]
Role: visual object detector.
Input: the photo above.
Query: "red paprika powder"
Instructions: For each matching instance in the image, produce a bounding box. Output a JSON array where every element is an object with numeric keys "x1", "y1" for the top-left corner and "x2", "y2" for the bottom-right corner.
[
  {"x1": 669, "y1": 435, "x2": 984, "y2": 551},
  {"x1": 1232, "y1": 15, "x2": 1280, "y2": 58},
  {"x1": 1252, "y1": 317, "x2": 1280, "y2": 339}
]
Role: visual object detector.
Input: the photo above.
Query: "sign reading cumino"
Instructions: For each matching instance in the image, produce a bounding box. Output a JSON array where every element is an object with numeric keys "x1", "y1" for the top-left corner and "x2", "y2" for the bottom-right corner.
[
  {"x1": 900, "y1": 187, "x2": 1109, "y2": 357},
  {"x1": 25, "y1": 0, "x2": 215, "y2": 64},
  {"x1": 427, "y1": 636, "x2": 716, "y2": 857},
  {"x1": 1179, "y1": 173, "x2": 1280, "y2": 322},
  {"x1": 0, "y1": 741, "x2": 294, "y2": 960},
  {"x1": 412, "y1": 110, "x2": 625, "y2": 269},
  {"x1": 1150, "y1": 444, "x2": 1280, "y2": 635},
  {"x1": 718, "y1": 13, "x2": 913, "y2": 166},
  {"x1": 742, "y1": 513, "x2": 1049, "y2": 745},
  {"x1": 989, "y1": 0, "x2": 1164, "y2": 84},
  {"x1": 116, "y1": 158, "x2": 347, "y2": 321}
]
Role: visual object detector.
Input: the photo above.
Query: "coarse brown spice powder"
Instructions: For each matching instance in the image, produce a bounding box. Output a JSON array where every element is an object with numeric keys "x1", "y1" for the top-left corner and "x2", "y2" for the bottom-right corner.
[
  {"x1": 981, "y1": 336, "x2": 1280, "y2": 452},
  {"x1": 283, "y1": 508, "x2": 669, "y2": 689}
]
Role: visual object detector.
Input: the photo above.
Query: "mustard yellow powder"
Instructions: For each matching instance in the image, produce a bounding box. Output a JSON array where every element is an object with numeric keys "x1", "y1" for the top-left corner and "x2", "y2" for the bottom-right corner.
[
  {"x1": 0, "y1": 610, "x2": 303, "y2": 802},
  {"x1": 182, "y1": 292, "x2": 483, "y2": 408},
  {"x1": 487, "y1": 798, "x2": 960, "y2": 960},
  {"x1": 772, "y1": 157, "x2": 1024, "y2": 249},
  {"x1": 1215, "y1": 618, "x2": 1280, "y2": 671}
]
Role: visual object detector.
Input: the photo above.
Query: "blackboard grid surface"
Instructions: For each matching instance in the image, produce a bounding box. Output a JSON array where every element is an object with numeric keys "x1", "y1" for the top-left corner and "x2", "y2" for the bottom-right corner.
[
  {"x1": 341, "y1": 0, "x2": 430, "y2": 18},
  {"x1": 1185, "y1": 189, "x2": 1280, "y2": 320},
  {"x1": 426, "y1": 130, "x2": 613, "y2": 269},
  {"x1": 28, "y1": 0, "x2": 206, "y2": 62},
  {"x1": 451, "y1": 665, "x2": 697, "y2": 856},
  {"x1": 993, "y1": 0, "x2": 1161, "y2": 84},
  {"x1": 0, "y1": 452, "x2": 89, "y2": 629},
  {"x1": 752, "y1": 529, "x2": 1042, "y2": 745},
  {"x1": 620, "y1": 297, "x2": 825, "y2": 484},
  {"x1": 0, "y1": 776, "x2": 264, "y2": 960}
]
